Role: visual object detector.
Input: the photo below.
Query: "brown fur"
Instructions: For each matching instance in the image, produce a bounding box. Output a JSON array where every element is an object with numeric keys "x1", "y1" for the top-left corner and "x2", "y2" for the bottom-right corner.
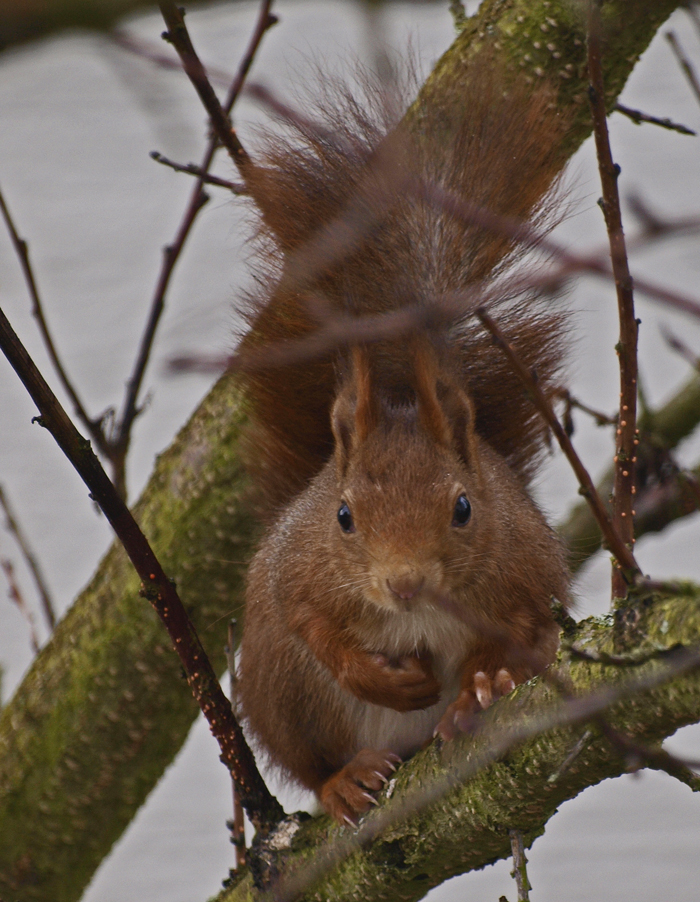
[{"x1": 236, "y1": 62, "x2": 571, "y2": 823}]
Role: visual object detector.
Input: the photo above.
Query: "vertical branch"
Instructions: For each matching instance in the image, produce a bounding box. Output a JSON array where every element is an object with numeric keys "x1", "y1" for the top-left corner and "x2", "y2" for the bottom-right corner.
[
  {"x1": 509, "y1": 829, "x2": 532, "y2": 902},
  {"x1": 587, "y1": 2, "x2": 640, "y2": 600}
]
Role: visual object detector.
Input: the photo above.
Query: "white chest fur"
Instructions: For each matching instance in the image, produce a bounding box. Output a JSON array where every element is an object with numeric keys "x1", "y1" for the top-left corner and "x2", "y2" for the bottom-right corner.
[{"x1": 347, "y1": 601, "x2": 473, "y2": 759}]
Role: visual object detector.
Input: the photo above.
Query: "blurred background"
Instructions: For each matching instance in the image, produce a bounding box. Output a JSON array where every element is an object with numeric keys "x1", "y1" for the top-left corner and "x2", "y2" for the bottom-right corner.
[{"x1": 0, "y1": 2, "x2": 699, "y2": 900}]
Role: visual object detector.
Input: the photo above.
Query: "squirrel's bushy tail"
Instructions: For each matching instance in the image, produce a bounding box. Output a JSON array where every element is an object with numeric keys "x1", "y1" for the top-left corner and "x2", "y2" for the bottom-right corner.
[{"x1": 238, "y1": 62, "x2": 570, "y2": 516}]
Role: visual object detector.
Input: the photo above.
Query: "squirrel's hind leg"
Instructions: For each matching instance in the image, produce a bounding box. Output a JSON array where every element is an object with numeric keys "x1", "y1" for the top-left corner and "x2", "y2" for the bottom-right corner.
[{"x1": 319, "y1": 749, "x2": 401, "y2": 824}]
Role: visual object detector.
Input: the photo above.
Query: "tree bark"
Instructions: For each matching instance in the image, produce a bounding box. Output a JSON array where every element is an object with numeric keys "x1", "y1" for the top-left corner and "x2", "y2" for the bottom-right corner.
[{"x1": 0, "y1": 2, "x2": 695, "y2": 901}]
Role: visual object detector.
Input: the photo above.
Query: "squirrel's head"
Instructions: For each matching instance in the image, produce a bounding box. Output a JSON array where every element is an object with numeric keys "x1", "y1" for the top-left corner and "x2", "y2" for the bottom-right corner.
[{"x1": 329, "y1": 342, "x2": 495, "y2": 614}]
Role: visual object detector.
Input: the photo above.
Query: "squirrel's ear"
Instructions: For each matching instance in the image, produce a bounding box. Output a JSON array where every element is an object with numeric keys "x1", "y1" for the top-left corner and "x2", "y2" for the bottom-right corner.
[
  {"x1": 414, "y1": 342, "x2": 479, "y2": 469},
  {"x1": 331, "y1": 346, "x2": 380, "y2": 474}
]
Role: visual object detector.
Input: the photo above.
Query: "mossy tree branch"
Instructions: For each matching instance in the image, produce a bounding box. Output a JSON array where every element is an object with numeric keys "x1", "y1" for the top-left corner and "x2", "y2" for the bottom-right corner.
[
  {"x1": 0, "y1": 1, "x2": 695, "y2": 901},
  {"x1": 216, "y1": 587, "x2": 700, "y2": 902}
]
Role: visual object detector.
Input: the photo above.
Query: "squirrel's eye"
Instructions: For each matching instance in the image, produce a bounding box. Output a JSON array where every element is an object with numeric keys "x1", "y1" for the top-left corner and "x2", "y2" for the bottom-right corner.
[
  {"x1": 452, "y1": 494, "x2": 471, "y2": 527},
  {"x1": 337, "y1": 501, "x2": 355, "y2": 533}
]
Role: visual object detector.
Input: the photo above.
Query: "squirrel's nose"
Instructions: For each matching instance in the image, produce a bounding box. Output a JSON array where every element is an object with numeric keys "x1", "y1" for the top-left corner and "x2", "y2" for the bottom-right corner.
[{"x1": 387, "y1": 574, "x2": 424, "y2": 601}]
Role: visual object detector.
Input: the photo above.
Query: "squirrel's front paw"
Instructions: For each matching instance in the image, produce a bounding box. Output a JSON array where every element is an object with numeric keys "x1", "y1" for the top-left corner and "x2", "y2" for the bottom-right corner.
[
  {"x1": 368, "y1": 652, "x2": 441, "y2": 711},
  {"x1": 320, "y1": 749, "x2": 401, "y2": 825},
  {"x1": 434, "y1": 668, "x2": 516, "y2": 741},
  {"x1": 339, "y1": 649, "x2": 441, "y2": 711}
]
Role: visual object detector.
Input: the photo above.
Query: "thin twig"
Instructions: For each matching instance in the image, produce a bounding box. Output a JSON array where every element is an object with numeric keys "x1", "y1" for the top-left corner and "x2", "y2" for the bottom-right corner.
[
  {"x1": 415, "y1": 171, "x2": 700, "y2": 319},
  {"x1": 588, "y1": 2, "x2": 640, "y2": 599},
  {"x1": 113, "y1": 0, "x2": 275, "y2": 497},
  {"x1": 158, "y1": 2, "x2": 253, "y2": 173},
  {"x1": 547, "y1": 729, "x2": 594, "y2": 784},
  {"x1": 509, "y1": 830, "x2": 531, "y2": 902},
  {"x1": 112, "y1": 186, "x2": 211, "y2": 497},
  {"x1": 548, "y1": 655, "x2": 700, "y2": 784},
  {"x1": 110, "y1": 27, "x2": 234, "y2": 89},
  {"x1": 666, "y1": 31, "x2": 700, "y2": 106},
  {"x1": 476, "y1": 307, "x2": 640, "y2": 580},
  {"x1": 0, "y1": 484, "x2": 56, "y2": 631},
  {"x1": 247, "y1": 79, "x2": 700, "y2": 324},
  {"x1": 0, "y1": 188, "x2": 110, "y2": 455},
  {"x1": 625, "y1": 195, "x2": 700, "y2": 240},
  {"x1": 150, "y1": 151, "x2": 247, "y2": 194},
  {"x1": 171, "y1": 297, "x2": 456, "y2": 375},
  {"x1": 614, "y1": 103, "x2": 696, "y2": 135},
  {"x1": 168, "y1": 187, "x2": 700, "y2": 380},
  {"x1": 567, "y1": 644, "x2": 682, "y2": 667},
  {"x1": 634, "y1": 575, "x2": 687, "y2": 594},
  {"x1": 156, "y1": 82, "x2": 700, "y2": 381},
  {"x1": 555, "y1": 388, "x2": 617, "y2": 430},
  {"x1": 0, "y1": 556, "x2": 40, "y2": 655},
  {"x1": 0, "y1": 303, "x2": 282, "y2": 832},
  {"x1": 678, "y1": 467, "x2": 700, "y2": 508}
]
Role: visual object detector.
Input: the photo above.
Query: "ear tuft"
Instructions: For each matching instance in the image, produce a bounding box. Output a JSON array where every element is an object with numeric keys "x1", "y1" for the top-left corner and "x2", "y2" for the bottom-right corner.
[
  {"x1": 331, "y1": 345, "x2": 380, "y2": 475},
  {"x1": 413, "y1": 341, "x2": 478, "y2": 467},
  {"x1": 351, "y1": 346, "x2": 380, "y2": 443}
]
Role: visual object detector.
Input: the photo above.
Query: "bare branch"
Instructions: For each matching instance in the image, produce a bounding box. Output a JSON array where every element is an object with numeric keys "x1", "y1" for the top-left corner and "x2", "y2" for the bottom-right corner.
[
  {"x1": 509, "y1": 830, "x2": 532, "y2": 902},
  {"x1": 614, "y1": 102, "x2": 696, "y2": 135},
  {"x1": 555, "y1": 388, "x2": 618, "y2": 430},
  {"x1": 150, "y1": 151, "x2": 248, "y2": 194},
  {"x1": 227, "y1": 619, "x2": 247, "y2": 870},
  {"x1": 587, "y1": 2, "x2": 640, "y2": 599},
  {"x1": 594, "y1": 716, "x2": 700, "y2": 790},
  {"x1": 0, "y1": 484, "x2": 56, "y2": 632},
  {"x1": 272, "y1": 644, "x2": 700, "y2": 902},
  {"x1": 158, "y1": 2, "x2": 253, "y2": 174},
  {"x1": 110, "y1": 27, "x2": 233, "y2": 88},
  {"x1": 663, "y1": 326, "x2": 700, "y2": 370}
]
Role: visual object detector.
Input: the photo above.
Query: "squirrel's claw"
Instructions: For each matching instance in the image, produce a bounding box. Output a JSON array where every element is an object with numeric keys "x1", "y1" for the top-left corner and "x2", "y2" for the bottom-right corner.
[{"x1": 320, "y1": 748, "x2": 399, "y2": 823}]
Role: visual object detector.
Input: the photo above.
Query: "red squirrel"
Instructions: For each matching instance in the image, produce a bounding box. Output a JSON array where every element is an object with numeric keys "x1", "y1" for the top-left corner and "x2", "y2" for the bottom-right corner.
[{"x1": 236, "y1": 63, "x2": 571, "y2": 824}]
